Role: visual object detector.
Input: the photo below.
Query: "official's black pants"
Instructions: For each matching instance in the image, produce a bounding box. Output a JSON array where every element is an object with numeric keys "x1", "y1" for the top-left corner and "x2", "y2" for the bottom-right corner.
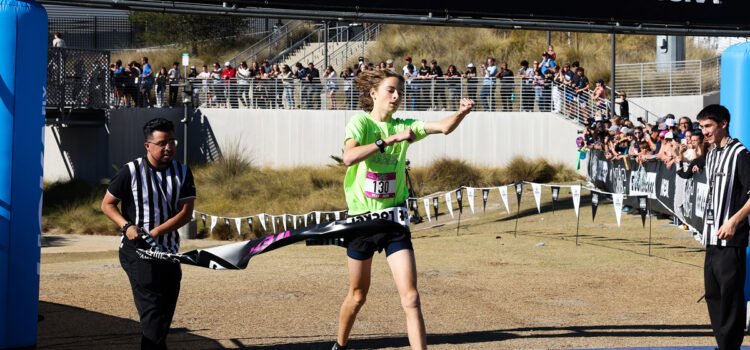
[
  {"x1": 120, "y1": 244, "x2": 182, "y2": 350},
  {"x1": 705, "y1": 244, "x2": 746, "y2": 350}
]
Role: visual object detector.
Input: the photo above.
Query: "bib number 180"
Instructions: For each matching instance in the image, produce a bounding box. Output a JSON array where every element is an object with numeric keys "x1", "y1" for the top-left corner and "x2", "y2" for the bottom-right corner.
[{"x1": 365, "y1": 171, "x2": 396, "y2": 199}]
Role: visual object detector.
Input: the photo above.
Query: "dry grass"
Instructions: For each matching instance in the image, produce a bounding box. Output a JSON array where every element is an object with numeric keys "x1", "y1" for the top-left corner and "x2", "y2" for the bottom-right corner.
[
  {"x1": 111, "y1": 36, "x2": 251, "y2": 73},
  {"x1": 363, "y1": 25, "x2": 717, "y2": 86},
  {"x1": 42, "y1": 156, "x2": 583, "y2": 238}
]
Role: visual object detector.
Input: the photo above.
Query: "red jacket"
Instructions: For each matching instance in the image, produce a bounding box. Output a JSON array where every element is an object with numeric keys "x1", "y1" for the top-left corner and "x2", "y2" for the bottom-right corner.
[{"x1": 221, "y1": 67, "x2": 236, "y2": 81}]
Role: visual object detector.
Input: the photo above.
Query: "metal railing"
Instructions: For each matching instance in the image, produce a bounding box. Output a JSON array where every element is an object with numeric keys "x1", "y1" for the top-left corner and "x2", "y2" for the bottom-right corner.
[
  {"x1": 325, "y1": 23, "x2": 381, "y2": 72},
  {"x1": 614, "y1": 56, "x2": 720, "y2": 98},
  {"x1": 230, "y1": 20, "x2": 310, "y2": 67},
  {"x1": 143, "y1": 77, "x2": 610, "y2": 121},
  {"x1": 47, "y1": 47, "x2": 112, "y2": 109}
]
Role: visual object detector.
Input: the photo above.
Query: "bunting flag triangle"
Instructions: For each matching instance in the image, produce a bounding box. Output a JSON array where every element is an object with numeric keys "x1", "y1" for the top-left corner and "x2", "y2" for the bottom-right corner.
[
  {"x1": 515, "y1": 182, "x2": 523, "y2": 209},
  {"x1": 192, "y1": 210, "x2": 196, "y2": 220},
  {"x1": 257, "y1": 213, "x2": 267, "y2": 231},
  {"x1": 639, "y1": 196, "x2": 648, "y2": 227},
  {"x1": 467, "y1": 187, "x2": 475, "y2": 214},
  {"x1": 315, "y1": 211, "x2": 321, "y2": 224},
  {"x1": 445, "y1": 192, "x2": 455, "y2": 219},
  {"x1": 246, "y1": 217, "x2": 253, "y2": 232},
  {"x1": 482, "y1": 189, "x2": 490, "y2": 213},
  {"x1": 433, "y1": 197, "x2": 440, "y2": 221},
  {"x1": 455, "y1": 188, "x2": 463, "y2": 214},
  {"x1": 551, "y1": 186, "x2": 560, "y2": 213},
  {"x1": 612, "y1": 193, "x2": 624, "y2": 227},
  {"x1": 591, "y1": 192, "x2": 599, "y2": 221},
  {"x1": 423, "y1": 198, "x2": 431, "y2": 221},
  {"x1": 292, "y1": 215, "x2": 297, "y2": 229},
  {"x1": 209, "y1": 215, "x2": 218, "y2": 233},
  {"x1": 572, "y1": 185, "x2": 581, "y2": 218},
  {"x1": 304, "y1": 213, "x2": 308, "y2": 227},
  {"x1": 201, "y1": 213, "x2": 207, "y2": 228},
  {"x1": 282, "y1": 214, "x2": 288, "y2": 231},
  {"x1": 498, "y1": 186, "x2": 510, "y2": 214},
  {"x1": 270, "y1": 215, "x2": 277, "y2": 233},
  {"x1": 235, "y1": 218, "x2": 242, "y2": 235},
  {"x1": 224, "y1": 218, "x2": 231, "y2": 232},
  {"x1": 532, "y1": 183, "x2": 542, "y2": 213}
]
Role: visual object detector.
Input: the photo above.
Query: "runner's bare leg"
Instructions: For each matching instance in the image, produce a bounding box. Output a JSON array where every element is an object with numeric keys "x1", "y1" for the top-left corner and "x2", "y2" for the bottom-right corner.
[
  {"x1": 387, "y1": 249, "x2": 426, "y2": 350},
  {"x1": 337, "y1": 257, "x2": 372, "y2": 346}
]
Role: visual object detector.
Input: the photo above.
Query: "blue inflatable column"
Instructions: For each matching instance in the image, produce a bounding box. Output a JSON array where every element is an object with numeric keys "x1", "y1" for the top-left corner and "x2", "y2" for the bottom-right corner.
[
  {"x1": 721, "y1": 43, "x2": 750, "y2": 306},
  {"x1": 0, "y1": 1, "x2": 48, "y2": 348}
]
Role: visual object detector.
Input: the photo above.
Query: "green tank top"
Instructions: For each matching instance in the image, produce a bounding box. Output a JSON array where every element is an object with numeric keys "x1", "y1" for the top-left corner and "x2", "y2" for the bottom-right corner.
[{"x1": 344, "y1": 113, "x2": 427, "y2": 215}]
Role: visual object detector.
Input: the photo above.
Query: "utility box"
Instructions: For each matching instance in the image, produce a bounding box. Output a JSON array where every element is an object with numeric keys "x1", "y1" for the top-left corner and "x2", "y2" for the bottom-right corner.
[{"x1": 656, "y1": 35, "x2": 686, "y2": 72}]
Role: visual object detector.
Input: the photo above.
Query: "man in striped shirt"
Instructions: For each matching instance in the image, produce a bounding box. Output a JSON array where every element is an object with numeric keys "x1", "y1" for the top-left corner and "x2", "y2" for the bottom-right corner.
[
  {"x1": 101, "y1": 118, "x2": 196, "y2": 350},
  {"x1": 698, "y1": 104, "x2": 750, "y2": 350}
]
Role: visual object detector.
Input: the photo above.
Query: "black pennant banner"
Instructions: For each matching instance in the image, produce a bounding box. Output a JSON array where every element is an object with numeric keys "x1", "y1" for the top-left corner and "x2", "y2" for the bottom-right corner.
[
  {"x1": 138, "y1": 219, "x2": 409, "y2": 270},
  {"x1": 201, "y1": 214, "x2": 207, "y2": 228},
  {"x1": 224, "y1": 218, "x2": 230, "y2": 230},
  {"x1": 433, "y1": 197, "x2": 439, "y2": 221},
  {"x1": 639, "y1": 196, "x2": 648, "y2": 227},
  {"x1": 482, "y1": 189, "x2": 490, "y2": 212},
  {"x1": 551, "y1": 186, "x2": 560, "y2": 213},
  {"x1": 246, "y1": 217, "x2": 253, "y2": 232},
  {"x1": 591, "y1": 192, "x2": 599, "y2": 221},
  {"x1": 456, "y1": 188, "x2": 463, "y2": 214},
  {"x1": 515, "y1": 182, "x2": 523, "y2": 205}
]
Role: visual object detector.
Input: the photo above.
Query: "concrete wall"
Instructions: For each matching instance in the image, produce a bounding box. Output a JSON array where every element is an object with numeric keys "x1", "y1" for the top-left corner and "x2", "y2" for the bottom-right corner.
[
  {"x1": 43, "y1": 125, "x2": 109, "y2": 183},
  {"x1": 44, "y1": 108, "x2": 583, "y2": 183},
  {"x1": 630, "y1": 92, "x2": 719, "y2": 120},
  {"x1": 191, "y1": 109, "x2": 582, "y2": 168}
]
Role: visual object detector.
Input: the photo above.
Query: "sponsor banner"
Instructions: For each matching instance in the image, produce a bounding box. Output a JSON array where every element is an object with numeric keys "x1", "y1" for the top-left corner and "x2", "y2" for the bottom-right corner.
[{"x1": 587, "y1": 150, "x2": 707, "y2": 233}]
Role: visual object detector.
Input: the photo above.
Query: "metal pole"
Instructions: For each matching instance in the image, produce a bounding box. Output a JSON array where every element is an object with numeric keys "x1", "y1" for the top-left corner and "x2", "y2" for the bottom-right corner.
[
  {"x1": 182, "y1": 105, "x2": 188, "y2": 164},
  {"x1": 324, "y1": 21, "x2": 329, "y2": 70},
  {"x1": 648, "y1": 199, "x2": 653, "y2": 257},
  {"x1": 611, "y1": 32, "x2": 616, "y2": 118},
  {"x1": 547, "y1": 31, "x2": 551, "y2": 47}
]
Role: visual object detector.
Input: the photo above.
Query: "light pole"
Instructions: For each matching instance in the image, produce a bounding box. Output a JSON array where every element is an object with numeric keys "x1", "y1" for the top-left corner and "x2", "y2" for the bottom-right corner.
[{"x1": 181, "y1": 83, "x2": 192, "y2": 164}]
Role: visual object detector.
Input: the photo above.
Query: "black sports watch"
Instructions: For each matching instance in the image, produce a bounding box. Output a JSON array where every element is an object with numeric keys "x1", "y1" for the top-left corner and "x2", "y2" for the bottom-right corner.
[
  {"x1": 375, "y1": 139, "x2": 386, "y2": 153},
  {"x1": 121, "y1": 221, "x2": 134, "y2": 235}
]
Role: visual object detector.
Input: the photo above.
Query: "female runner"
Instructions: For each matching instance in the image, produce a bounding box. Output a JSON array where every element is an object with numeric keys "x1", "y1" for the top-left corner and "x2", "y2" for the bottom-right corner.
[{"x1": 334, "y1": 68, "x2": 474, "y2": 350}]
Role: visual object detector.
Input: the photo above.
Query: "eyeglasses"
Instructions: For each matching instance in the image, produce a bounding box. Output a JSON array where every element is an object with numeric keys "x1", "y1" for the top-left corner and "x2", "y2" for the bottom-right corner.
[
  {"x1": 148, "y1": 139, "x2": 178, "y2": 148},
  {"x1": 634, "y1": 132, "x2": 643, "y2": 135}
]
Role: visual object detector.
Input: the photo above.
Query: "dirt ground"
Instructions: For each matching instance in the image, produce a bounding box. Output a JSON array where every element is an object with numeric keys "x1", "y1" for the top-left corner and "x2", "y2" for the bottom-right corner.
[{"x1": 38, "y1": 191, "x2": 742, "y2": 349}]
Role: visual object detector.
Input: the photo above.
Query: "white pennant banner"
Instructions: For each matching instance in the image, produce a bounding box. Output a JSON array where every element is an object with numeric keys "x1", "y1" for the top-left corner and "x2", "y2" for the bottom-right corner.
[
  {"x1": 292, "y1": 215, "x2": 298, "y2": 229},
  {"x1": 209, "y1": 215, "x2": 218, "y2": 233},
  {"x1": 612, "y1": 193, "x2": 624, "y2": 227},
  {"x1": 192, "y1": 210, "x2": 197, "y2": 220},
  {"x1": 423, "y1": 198, "x2": 431, "y2": 221},
  {"x1": 571, "y1": 186, "x2": 581, "y2": 218},
  {"x1": 467, "y1": 187, "x2": 475, "y2": 214},
  {"x1": 234, "y1": 218, "x2": 242, "y2": 235},
  {"x1": 315, "y1": 211, "x2": 321, "y2": 224},
  {"x1": 257, "y1": 213, "x2": 267, "y2": 231},
  {"x1": 445, "y1": 192, "x2": 455, "y2": 219},
  {"x1": 532, "y1": 183, "x2": 542, "y2": 213},
  {"x1": 304, "y1": 214, "x2": 308, "y2": 227},
  {"x1": 498, "y1": 186, "x2": 510, "y2": 214},
  {"x1": 282, "y1": 214, "x2": 288, "y2": 231}
]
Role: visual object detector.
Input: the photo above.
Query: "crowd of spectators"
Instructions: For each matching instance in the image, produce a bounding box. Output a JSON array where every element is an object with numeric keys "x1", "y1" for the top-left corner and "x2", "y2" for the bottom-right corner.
[
  {"x1": 105, "y1": 44, "x2": 614, "y2": 112},
  {"x1": 581, "y1": 113, "x2": 707, "y2": 178}
]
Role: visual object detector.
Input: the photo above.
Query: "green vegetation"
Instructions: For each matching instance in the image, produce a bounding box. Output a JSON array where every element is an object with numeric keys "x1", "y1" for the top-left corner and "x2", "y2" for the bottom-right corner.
[{"x1": 42, "y1": 155, "x2": 583, "y2": 238}]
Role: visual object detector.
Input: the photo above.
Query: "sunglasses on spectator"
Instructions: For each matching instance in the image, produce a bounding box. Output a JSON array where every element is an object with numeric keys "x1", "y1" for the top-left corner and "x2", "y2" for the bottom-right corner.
[{"x1": 634, "y1": 132, "x2": 642, "y2": 135}]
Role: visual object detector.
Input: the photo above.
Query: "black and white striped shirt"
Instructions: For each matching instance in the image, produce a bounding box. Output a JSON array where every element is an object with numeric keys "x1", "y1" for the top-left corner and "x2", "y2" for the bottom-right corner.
[
  {"x1": 702, "y1": 138, "x2": 750, "y2": 247},
  {"x1": 107, "y1": 157, "x2": 196, "y2": 252}
]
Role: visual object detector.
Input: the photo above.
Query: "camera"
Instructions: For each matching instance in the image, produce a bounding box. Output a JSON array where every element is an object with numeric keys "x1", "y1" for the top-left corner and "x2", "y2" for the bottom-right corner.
[{"x1": 577, "y1": 130, "x2": 584, "y2": 134}]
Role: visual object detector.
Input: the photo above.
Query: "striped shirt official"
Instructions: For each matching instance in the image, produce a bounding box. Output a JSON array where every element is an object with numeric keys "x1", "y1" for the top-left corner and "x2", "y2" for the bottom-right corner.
[
  {"x1": 107, "y1": 157, "x2": 196, "y2": 253},
  {"x1": 702, "y1": 138, "x2": 750, "y2": 247}
]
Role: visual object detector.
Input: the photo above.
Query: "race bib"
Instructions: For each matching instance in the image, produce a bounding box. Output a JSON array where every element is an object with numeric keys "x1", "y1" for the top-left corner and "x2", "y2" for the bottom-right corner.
[
  {"x1": 346, "y1": 206, "x2": 410, "y2": 227},
  {"x1": 364, "y1": 171, "x2": 396, "y2": 199}
]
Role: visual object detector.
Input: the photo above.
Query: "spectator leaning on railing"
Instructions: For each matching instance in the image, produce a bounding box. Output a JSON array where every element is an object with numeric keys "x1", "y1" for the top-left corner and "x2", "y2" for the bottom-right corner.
[
  {"x1": 155, "y1": 66, "x2": 167, "y2": 108},
  {"x1": 236, "y1": 61, "x2": 252, "y2": 108},
  {"x1": 168, "y1": 62, "x2": 180, "y2": 108},
  {"x1": 480, "y1": 57, "x2": 497, "y2": 112},
  {"x1": 498, "y1": 62, "x2": 514, "y2": 112}
]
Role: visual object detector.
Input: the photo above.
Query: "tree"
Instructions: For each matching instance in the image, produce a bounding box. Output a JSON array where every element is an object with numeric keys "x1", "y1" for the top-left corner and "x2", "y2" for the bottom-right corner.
[{"x1": 129, "y1": 12, "x2": 246, "y2": 51}]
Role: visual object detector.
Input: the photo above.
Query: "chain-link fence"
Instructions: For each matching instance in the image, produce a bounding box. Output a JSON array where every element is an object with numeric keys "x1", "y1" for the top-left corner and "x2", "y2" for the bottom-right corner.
[
  {"x1": 49, "y1": 16, "x2": 140, "y2": 50},
  {"x1": 47, "y1": 47, "x2": 112, "y2": 110}
]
